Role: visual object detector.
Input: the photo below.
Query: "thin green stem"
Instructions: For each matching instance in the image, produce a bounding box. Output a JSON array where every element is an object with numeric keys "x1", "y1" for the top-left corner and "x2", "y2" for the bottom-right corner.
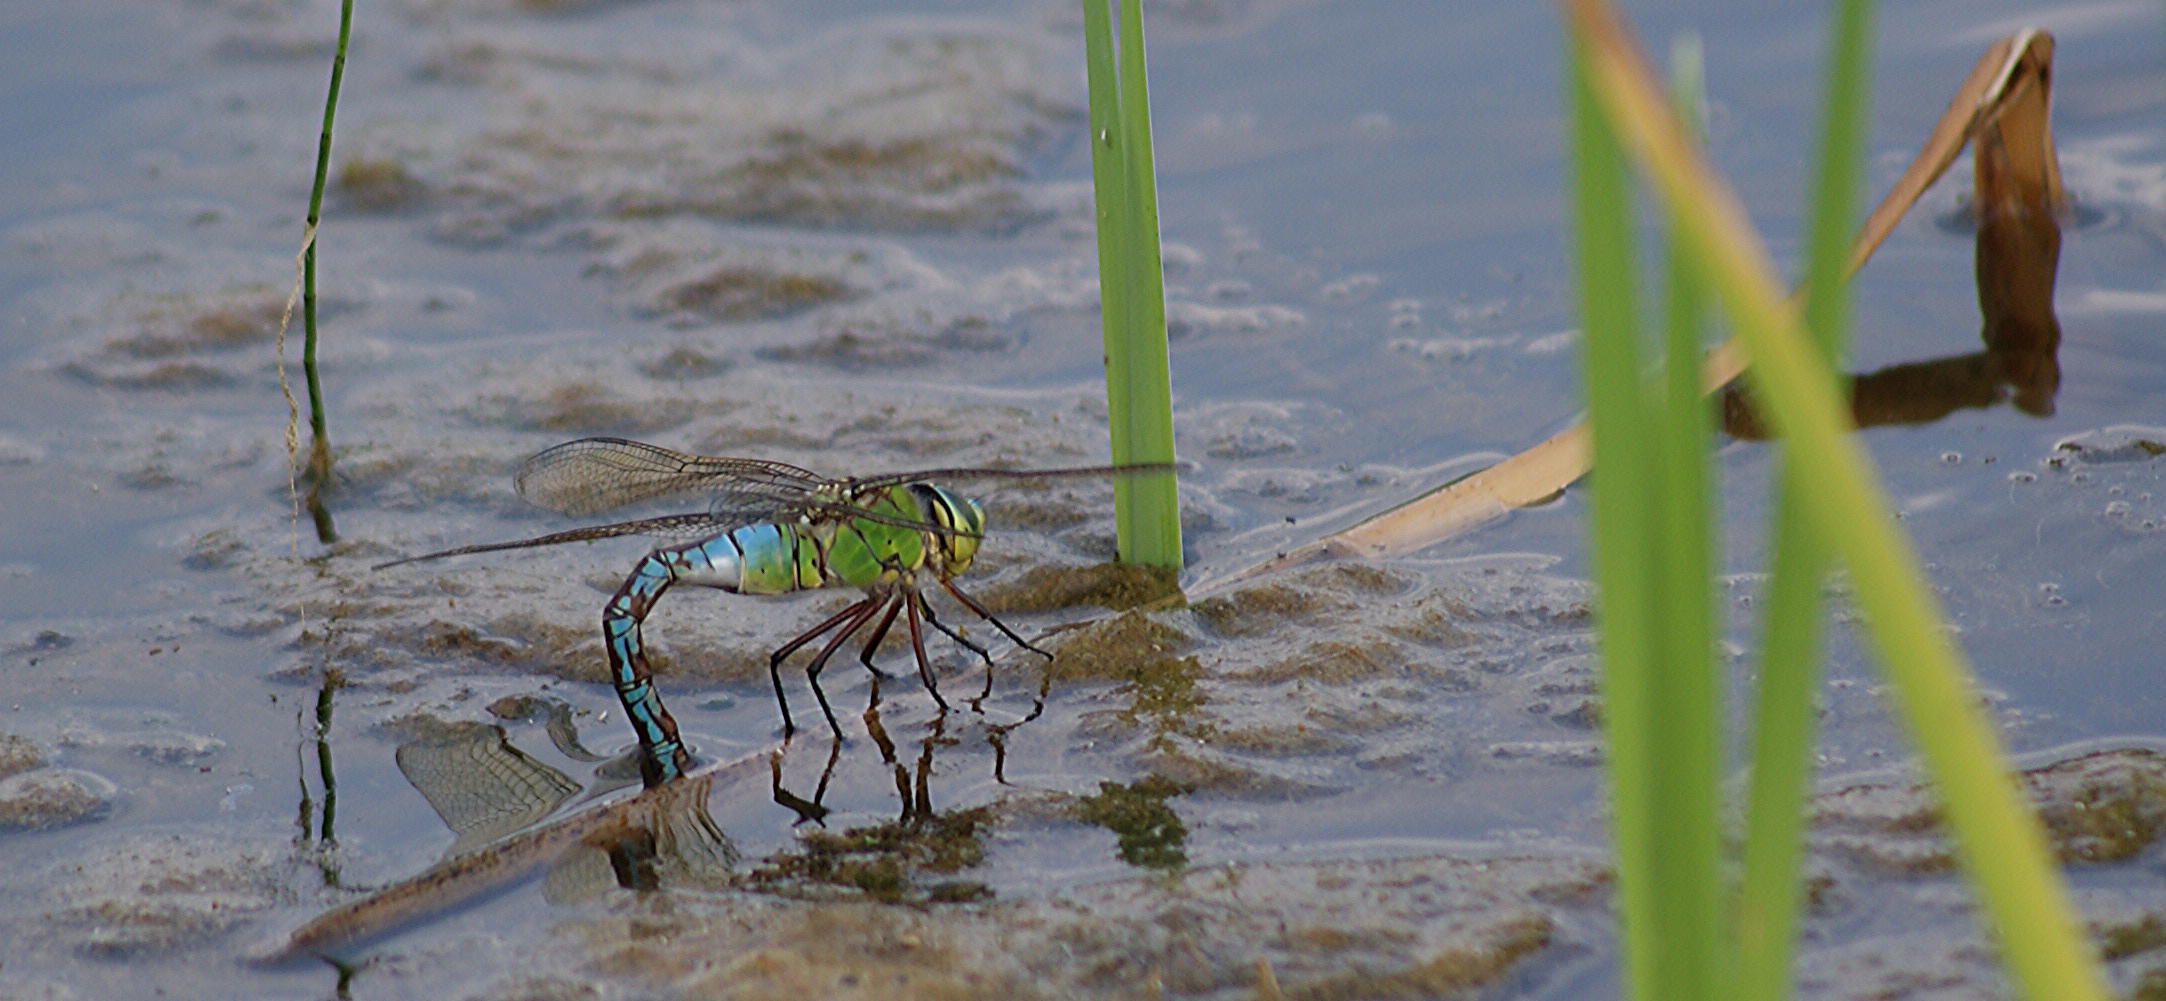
[{"x1": 299, "y1": 0, "x2": 352, "y2": 544}]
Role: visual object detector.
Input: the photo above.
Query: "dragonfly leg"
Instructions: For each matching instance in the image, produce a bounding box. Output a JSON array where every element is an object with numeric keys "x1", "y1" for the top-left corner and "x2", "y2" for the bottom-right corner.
[
  {"x1": 902, "y1": 591, "x2": 952, "y2": 712},
  {"x1": 855, "y1": 597, "x2": 907, "y2": 681},
  {"x1": 916, "y1": 600, "x2": 997, "y2": 706},
  {"x1": 771, "y1": 594, "x2": 882, "y2": 738},
  {"x1": 918, "y1": 600, "x2": 995, "y2": 667},
  {"x1": 791, "y1": 594, "x2": 888, "y2": 738},
  {"x1": 937, "y1": 578, "x2": 1052, "y2": 659}
]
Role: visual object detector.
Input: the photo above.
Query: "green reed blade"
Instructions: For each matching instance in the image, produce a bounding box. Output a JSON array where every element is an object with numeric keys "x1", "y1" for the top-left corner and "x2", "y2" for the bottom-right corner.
[
  {"x1": 1736, "y1": 2, "x2": 1872, "y2": 998},
  {"x1": 1567, "y1": 37, "x2": 1661, "y2": 1001},
  {"x1": 1651, "y1": 33, "x2": 1725, "y2": 1001},
  {"x1": 1564, "y1": 2, "x2": 2109, "y2": 996},
  {"x1": 1082, "y1": 0, "x2": 1181, "y2": 569},
  {"x1": 1572, "y1": 32, "x2": 1729, "y2": 1001}
]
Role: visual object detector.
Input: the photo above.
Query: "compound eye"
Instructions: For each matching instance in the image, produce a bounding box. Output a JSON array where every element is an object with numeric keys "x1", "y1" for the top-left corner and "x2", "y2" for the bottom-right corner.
[
  {"x1": 948, "y1": 497, "x2": 985, "y2": 568},
  {"x1": 911, "y1": 485, "x2": 984, "y2": 573}
]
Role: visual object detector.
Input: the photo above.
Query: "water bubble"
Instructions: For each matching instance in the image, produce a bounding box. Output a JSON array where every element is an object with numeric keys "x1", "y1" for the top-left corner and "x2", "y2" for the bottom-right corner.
[
  {"x1": 2105, "y1": 500, "x2": 2131, "y2": 517},
  {"x1": 2008, "y1": 471, "x2": 2036, "y2": 483},
  {"x1": 1940, "y1": 451, "x2": 1962, "y2": 465}
]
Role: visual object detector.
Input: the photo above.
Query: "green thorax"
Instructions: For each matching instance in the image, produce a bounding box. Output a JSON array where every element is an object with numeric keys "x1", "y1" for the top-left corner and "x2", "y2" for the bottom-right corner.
[{"x1": 736, "y1": 483, "x2": 986, "y2": 595}]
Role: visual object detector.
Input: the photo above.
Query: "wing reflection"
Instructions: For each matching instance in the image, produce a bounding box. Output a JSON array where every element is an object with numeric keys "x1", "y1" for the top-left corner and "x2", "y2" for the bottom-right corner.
[
  {"x1": 264, "y1": 714, "x2": 753, "y2": 965},
  {"x1": 395, "y1": 722, "x2": 582, "y2": 859}
]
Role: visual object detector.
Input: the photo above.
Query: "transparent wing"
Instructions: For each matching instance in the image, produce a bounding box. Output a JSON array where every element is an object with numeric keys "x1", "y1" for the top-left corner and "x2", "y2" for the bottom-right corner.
[
  {"x1": 515, "y1": 437, "x2": 831, "y2": 517},
  {"x1": 841, "y1": 461, "x2": 1179, "y2": 493},
  {"x1": 389, "y1": 441, "x2": 1182, "y2": 571},
  {"x1": 372, "y1": 513, "x2": 727, "y2": 571},
  {"x1": 810, "y1": 462, "x2": 1180, "y2": 540}
]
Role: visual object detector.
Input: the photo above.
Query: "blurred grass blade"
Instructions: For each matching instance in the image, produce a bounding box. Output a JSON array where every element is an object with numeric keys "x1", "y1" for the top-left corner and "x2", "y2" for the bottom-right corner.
[
  {"x1": 1190, "y1": 32, "x2": 2062, "y2": 599},
  {"x1": 1572, "y1": 33, "x2": 1728, "y2": 1000},
  {"x1": 1560, "y1": 2, "x2": 2106, "y2": 999},
  {"x1": 1567, "y1": 36, "x2": 1660, "y2": 1001},
  {"x1": 1650, "y1": 32, "x2": 1725, "y2": 1001},
  {"x1": 1735, "y1": 2, "x2": 1871, "y2": 998},
  {"x1": 1082, "y1": 0, "x2": 1182, "y2": 569}
]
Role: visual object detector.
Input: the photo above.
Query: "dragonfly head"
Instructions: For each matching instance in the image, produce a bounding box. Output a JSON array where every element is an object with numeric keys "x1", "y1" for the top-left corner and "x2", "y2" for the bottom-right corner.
[{"x1": 912, "y1": 484, "x2": 985, "y2": 576}]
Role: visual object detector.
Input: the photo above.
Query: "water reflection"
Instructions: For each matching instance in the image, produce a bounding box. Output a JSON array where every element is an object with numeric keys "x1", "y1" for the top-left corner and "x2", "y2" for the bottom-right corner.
[
  {"x1": 294, "y1": 669, "x2": 343, "y2": 888},
  {"x1": 1723, "y1": 122, "x2": 2063, "y2": 437},
  {"x1": 486, "y1": 693, "x2": 613, "y2": 764},
  {"x1": 391, "y1": 713, "x2": 735, "y2": 902},
  {"x1": 395, "y1": 721, "x2": 584, "y2": 860},
  {"x1": 265, "y1": 719, "x2": 738, "y2": 966},
  {"x1": 753, "y1": 705, "x2": 999, "y2": 906},
  {"x1": 773, "y1": 670, "x2": 1039, "y2": 826},
  {"x1": 769, "y1": 737, "x2": 839, "y2": 827},
  {"x1": 273, "y1": 665, "x2": 1061, "y2": 966}
]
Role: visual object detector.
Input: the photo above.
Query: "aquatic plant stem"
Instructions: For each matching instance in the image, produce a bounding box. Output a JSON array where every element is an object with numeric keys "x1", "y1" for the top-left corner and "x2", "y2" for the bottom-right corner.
[
  {"x1": 1562, "y1": 2, "x2": 2107, "y2": 998},
  {"x1": 1571, "y1": 33, "x2": 1728, "y2": 1001},
  {"x1": 1082, "y1": 0, "x2": 1182, "y2": 569},
  {"x1": 299, "y1": 0, "x2": 352, "y2": 544},
  {"x1": 1567, "y1": 38, "x2": 1661, "y2": 1001},
  {"x1": 1736, "y1": 1, "x2": 1871, "y2": 998},
  {"x1": 1653, "y1": 34, "x2": 1725, "y2": 1001}
]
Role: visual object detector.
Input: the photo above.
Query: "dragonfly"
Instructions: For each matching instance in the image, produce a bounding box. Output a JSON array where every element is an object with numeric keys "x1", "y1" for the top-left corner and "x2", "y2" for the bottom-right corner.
[{"x1": 377, "y1": 436, "x2": 1174, "y2": 787}]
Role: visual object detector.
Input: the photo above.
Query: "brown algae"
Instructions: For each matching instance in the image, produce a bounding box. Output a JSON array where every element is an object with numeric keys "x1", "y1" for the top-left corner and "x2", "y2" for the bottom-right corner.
[
  {"x1": 1814, "y1": 747, "x2": 2166, "y2": 875},
  {"x1": 1043, "y1": 611, "x2": 1192, "y2": 684},
  {"x1": 978, "y1": 562, "x2": 1180, "y2": 614}
]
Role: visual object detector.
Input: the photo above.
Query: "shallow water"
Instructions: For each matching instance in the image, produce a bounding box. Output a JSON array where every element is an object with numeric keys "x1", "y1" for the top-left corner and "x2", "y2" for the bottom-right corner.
[{"x1": 1, "y1": 0, "x2": 2163, "y2": 999}]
